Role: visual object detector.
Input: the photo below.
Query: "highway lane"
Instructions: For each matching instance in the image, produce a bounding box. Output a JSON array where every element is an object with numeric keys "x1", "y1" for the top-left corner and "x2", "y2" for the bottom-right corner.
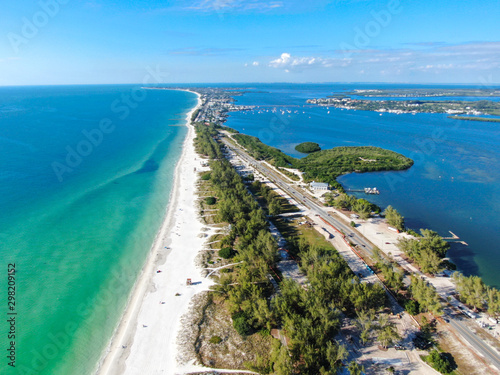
[
  {"x1": 222, "y1": 135, "x2": 500, "y2": 370},
  {"x1": 449, "y1": 316, "x2": 500, "y2": 371},
  {"x1": 223, "y1": 138, "x2": 373, "y2": 251}
]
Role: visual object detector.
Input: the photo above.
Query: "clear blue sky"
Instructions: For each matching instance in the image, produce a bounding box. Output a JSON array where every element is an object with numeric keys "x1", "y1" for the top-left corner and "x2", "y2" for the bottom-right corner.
[{"x1": 1, "y1": 0, "x2": 499, "y2": 85}]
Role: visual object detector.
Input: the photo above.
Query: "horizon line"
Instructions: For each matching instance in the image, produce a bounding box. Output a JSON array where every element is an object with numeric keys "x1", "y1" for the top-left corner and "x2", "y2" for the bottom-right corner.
[{"x1": 1, "y1": 82, "x2": 500, "y2": 87}]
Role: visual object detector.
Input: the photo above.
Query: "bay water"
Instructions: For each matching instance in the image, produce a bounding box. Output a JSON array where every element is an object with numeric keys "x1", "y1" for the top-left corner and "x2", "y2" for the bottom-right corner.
[{"x1": 224, "y1": 83, "x2": 500, "y2": 288}]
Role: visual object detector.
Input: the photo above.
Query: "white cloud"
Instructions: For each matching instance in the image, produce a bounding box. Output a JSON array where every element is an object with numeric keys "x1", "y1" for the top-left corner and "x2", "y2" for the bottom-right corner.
[
  {"x1": 266, "y1": 42, "x2": 500, "y2": 76},
  {"x1": 269, "y1": 52, "x2": 327, "y2": 69},
  {"x1": 252, "y1": 61, "x2": 259, "y2": 66}
]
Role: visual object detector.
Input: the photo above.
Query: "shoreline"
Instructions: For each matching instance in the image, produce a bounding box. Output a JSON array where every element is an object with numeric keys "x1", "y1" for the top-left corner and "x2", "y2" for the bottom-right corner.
[{"x1": 95, "y1": 90, "x2": 209, "y2": 375}]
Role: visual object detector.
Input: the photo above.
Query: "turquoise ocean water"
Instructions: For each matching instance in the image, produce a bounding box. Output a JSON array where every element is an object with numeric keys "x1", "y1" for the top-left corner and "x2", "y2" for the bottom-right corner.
[
  {"x1": 1, "y1": 82, "x2": 499, "y2": 374},
  {"x1": 0, "y1": 85, "x2": 197, "y2": 374},
  {"x1": 222, "y1": 83, "x2": 500, "y2": 288}
]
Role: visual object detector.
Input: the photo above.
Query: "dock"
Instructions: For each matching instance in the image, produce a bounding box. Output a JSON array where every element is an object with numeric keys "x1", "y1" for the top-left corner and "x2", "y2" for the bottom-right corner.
[
  {"x1": 443, "y1": 231, "x2": 468, "y2": 246},
  {"x1": 347, "y1": 187, "x2": 380, "y2": 195}
]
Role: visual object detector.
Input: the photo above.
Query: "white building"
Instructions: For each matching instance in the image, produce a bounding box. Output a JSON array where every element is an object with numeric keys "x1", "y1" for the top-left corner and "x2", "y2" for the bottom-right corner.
[{"x1": 310, "y1": 181, "x2": 329, "y2": 191}]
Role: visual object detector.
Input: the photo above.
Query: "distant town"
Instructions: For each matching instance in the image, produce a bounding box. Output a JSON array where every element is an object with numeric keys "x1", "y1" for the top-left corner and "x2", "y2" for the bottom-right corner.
[
  {"x1": 346, "y1": 88, "x2": 500, "y2": 98},
  {"x1": 144, "y1": 87, "x2": 255, "y2": 124},
  {"x1": 307, "y1": 96, "x2": 500, "y2": 116}
]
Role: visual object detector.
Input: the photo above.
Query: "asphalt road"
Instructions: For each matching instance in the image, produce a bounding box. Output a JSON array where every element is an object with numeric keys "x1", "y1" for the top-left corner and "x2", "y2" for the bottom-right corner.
[
  {"x1": 222, "y1": 135, "x2": 500, "y2": 371},
  {"x1": 450, "y1": 316, "x2": 500, "y2": 370}
]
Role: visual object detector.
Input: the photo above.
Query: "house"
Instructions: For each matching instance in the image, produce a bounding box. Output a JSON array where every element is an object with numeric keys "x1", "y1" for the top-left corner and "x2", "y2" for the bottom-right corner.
[{"x1": 310, "y1": 181, "x2": 329, "y2": 191}]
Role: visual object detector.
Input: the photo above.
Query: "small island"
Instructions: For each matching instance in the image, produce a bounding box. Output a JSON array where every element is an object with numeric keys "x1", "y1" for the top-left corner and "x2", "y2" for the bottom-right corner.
[
  {"x1": 232, "y1": 132, "x2": 413, "y2": 190},
  {"x1": 295, "y1": 142, "x2": 321, "y2": 154},
  {"x1": 448, "y1": 115, "x2": 500, "y2": 123}
]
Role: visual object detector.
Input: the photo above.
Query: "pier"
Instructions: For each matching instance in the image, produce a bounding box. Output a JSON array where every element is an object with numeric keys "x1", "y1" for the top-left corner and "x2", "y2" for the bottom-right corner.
[
  {"x1": 443, "y1": 231, "x2": 468, "y2": 246},
  {"x1": 347, "y1": 187, "x2": 380, "y2": 195}
]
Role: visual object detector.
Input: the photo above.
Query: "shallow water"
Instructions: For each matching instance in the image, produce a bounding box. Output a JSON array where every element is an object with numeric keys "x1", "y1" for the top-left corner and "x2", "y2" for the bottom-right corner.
[{"x1": 0, "y1": 85, "x2": 197, "y2": 374}]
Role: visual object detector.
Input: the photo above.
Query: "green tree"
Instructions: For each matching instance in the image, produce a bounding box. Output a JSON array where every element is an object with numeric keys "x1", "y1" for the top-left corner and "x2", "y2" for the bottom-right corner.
[
  {"x1": 410, "y1": 275, "x2": 442, "y2": 315},
  {"x1": 332, "y1": 193, "x2": 352, "y2": 210},
  {"x1": 353, "y1": 198, "x2": 373, "y2": 220},
  {"x1": 397, "y1": 229, "x2": 448, "y2": 275},
  {"x1": 268, "y1": 198, "x2": 282, "y2": 217},
  {"x1": 348, "y1": 361, "x2": 365, "y2": 375},
  {"x1": 426, "y1": 350, "x2": 455, "y2": 374},
  {"x1": 355, "y1": 309, "x2": 375, "y2": 345},
  {"x1": 420, "y1": 229, "x2": 450, "y2": 257},
  {"x1": 271, "y1": 341, "x2": 293, "y2": 375},
  {"x1": 418, "y1": 248, "x2": 442, "y2": 274},
  {"x1": 232, "y1": 312, "x2": 251, "y2": 336},
  {"x1": 405, "y1": 300, "x2": 420, "y2": 315},
  {"x1": 295, "y1": 141, "x2": 321, "y2": 153},
  {"x1": 219, "y1": 247, "x2": 234, "y2": 259},
  {"x1": 487, "y1": 287, "x2": 500, "y2": 317},
  {"x1": 454, "y1": 273, "x2": 486, "y2": 311},
  {"x1": 372, "y1": 246, "x2": 383, "y2": 264},
  {"x1": 205, "y1": 196, "x2": 216, "y2": 205},
  {"x1": 383, "y1": 265, "x2": 404, "y2": 292},
  {"x1": 376, "y1": 314, "x2": 400, "y2": 348},
  {"x1": 384, "y1": 205, "x2": 405, "y2": 231},
  {"x1": 325, "y1": 342, "x2": 348, "y2": 373}
]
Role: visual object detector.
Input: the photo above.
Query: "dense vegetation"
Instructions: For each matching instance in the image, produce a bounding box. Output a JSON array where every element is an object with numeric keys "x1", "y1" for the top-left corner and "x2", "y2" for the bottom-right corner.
[
  {"x1": 221, "y1": 125, "x2": 240, "y2": 133},
  {"x1": 453, "y1": 273, "x2": 500, "y2": 316},
  {"x1": 397, "y1": 229, "x2": 450, "y2": 275},
  {"x1": 272, "y1": 238, "x2": 387, "y2": 373},
  {"x1": 448, "y1": 115, "x2": 500, "y2": 123},
  {"x1": 194, "y1": 123, "x2": 223, "y2": 159},
  {"x1": 249, "y1": 181, "x2": 288, "y2": 217},
  {"x1": 409, "y1": 275, "x2": 442, "y2": 315},
  {"x1": 370, "y1": 248, "x2": 442, "y2": 316},
  {"x1": 325, "y1": 192, "x2": 379, "y2": 219},
  {"x1": 424, "y1": 350, "x2": 456, "y2": 374},
  {"x1": 372, "y1": 249, "x2": 404, "y2": 293},
  {"x1": 295, "y1": 142, "x2": 321, "y2": 153},
  {"x1": 298, "y1": 146, "x2": 414, "y2": 186},
  {"x1": 232, "y1": 133, "x2": 413, "y2": 189},
  {"x1": 384, "y1": 205, "x2": 405, "y2": 231},
  {"x1": 196, "y1": 122, "x2": 389, "y2": 374},
  {"x1": 232, "y1": 133, "x2": 295, "y2": 167},
  {"x1": 191, "y1": 108, "x2": 201, "y2": 122}
]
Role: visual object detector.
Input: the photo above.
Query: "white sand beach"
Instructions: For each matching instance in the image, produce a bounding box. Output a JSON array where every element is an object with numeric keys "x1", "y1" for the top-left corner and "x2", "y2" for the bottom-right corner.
[{"x1": 96, "y1": 92, "x2": 215, "y2": 375}]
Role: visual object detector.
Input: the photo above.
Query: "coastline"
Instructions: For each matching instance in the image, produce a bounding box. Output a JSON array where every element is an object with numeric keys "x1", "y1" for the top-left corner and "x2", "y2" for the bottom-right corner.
[{"x1": 96, "y1": 91, "x2": 210, "y2": 375}]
